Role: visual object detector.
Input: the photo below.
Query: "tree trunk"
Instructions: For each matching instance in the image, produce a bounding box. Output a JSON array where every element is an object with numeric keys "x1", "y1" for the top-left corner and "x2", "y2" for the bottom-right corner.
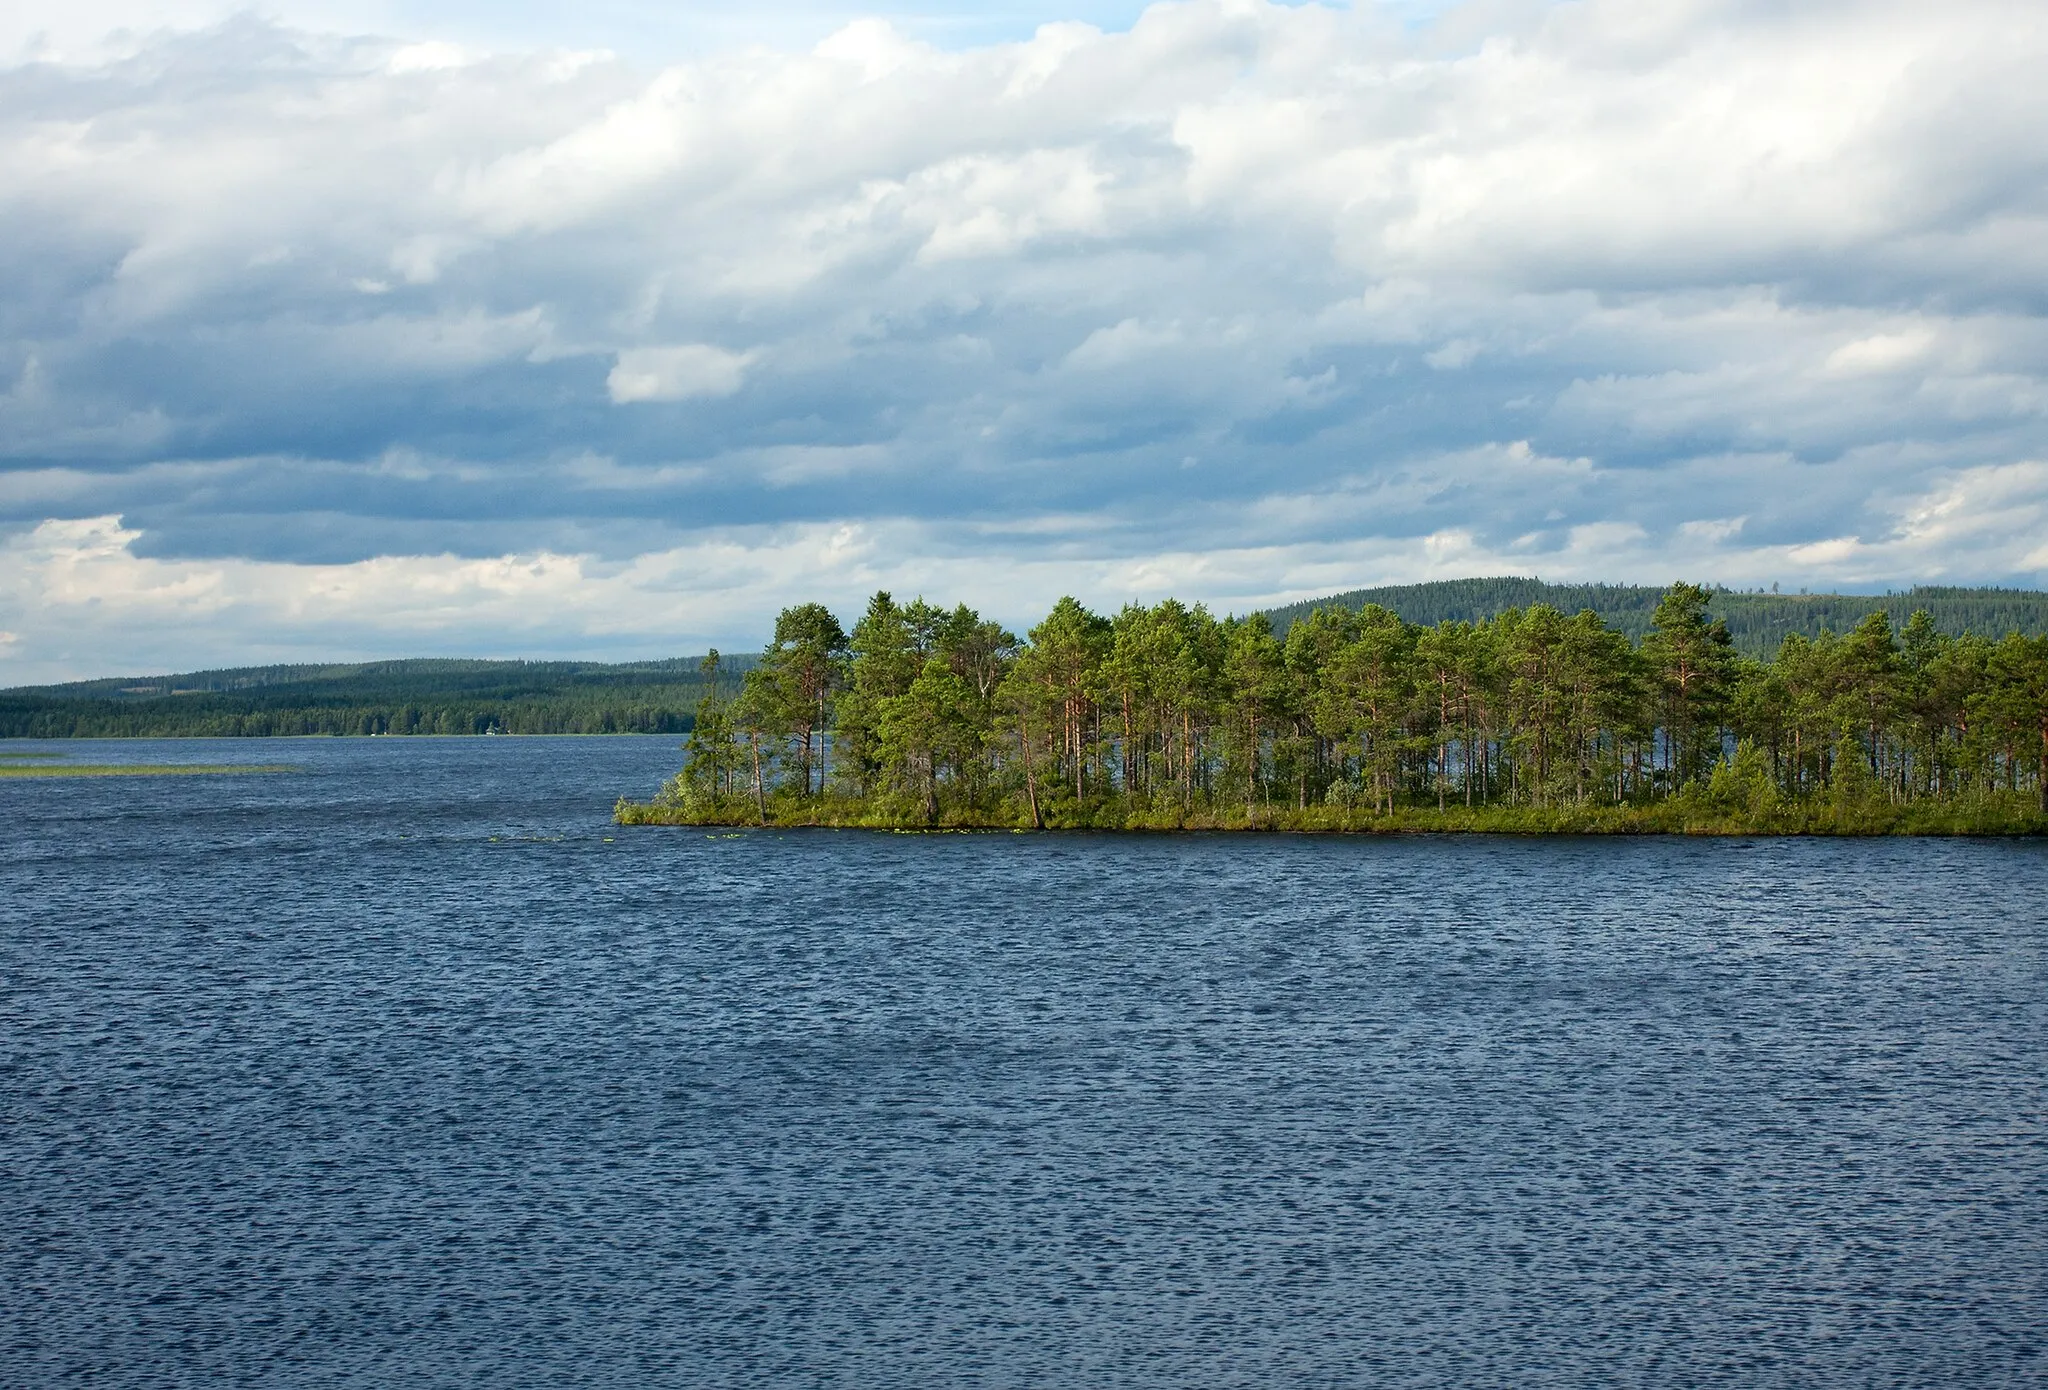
[
  {"x1": 814, "y1": 721, "x2": 824, "y2": 796},
  {"x1": 750, "y1": 733, "x2": 766, "y2": 825},
  {"x1": 1121, "y1": 692, "x2": 1133, "y2": 797},
  {"x1": 1020, "y1": 715, "x2": 1044, "y2": 829},
  {"x1": 1246, "y1": 712, "x2": 1258, "y2": 816},
  {"x1": 2038, "y1": 719, "x2": 2047, "y2": 812},
  {"x1": 1182, "y1": 710, "x2": 1193, "y2": 815},
  {"x1": 1074, "y1": 701, "x2": 1084, "y2": 802}
]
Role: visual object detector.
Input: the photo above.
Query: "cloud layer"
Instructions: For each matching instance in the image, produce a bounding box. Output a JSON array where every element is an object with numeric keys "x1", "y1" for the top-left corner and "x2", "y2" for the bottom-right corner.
[{"x1": 5, "y1": 0, "x2": 2047, "y2": 679}]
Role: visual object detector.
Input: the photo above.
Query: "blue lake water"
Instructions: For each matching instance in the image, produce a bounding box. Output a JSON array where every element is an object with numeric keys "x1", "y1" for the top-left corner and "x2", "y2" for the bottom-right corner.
[{"x1": 2, "y1": 736, "x2": 2044, "y2": 1386}]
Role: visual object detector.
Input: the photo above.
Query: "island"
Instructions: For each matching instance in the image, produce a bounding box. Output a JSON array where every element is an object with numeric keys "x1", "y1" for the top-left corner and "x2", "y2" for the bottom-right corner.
[{"x1": 616, "y1": 583, "x2": 2048, "y2": 835}]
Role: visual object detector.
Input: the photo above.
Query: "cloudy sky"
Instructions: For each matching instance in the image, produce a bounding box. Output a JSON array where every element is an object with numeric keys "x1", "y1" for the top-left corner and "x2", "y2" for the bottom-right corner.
[{"x1": 4, "y1": 0, "x2": 2046, "y2": 681}]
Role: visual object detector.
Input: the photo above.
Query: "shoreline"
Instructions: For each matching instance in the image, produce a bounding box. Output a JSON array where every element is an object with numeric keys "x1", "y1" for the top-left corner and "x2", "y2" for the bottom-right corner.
[{"x1": 614, "y1": 799, "x2": 2048, "y2": 838}]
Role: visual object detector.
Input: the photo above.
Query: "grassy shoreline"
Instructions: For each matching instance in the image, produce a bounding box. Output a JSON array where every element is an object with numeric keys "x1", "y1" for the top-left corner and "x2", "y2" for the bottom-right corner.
[
  {"x1": 0, "y1": 763, "x2": 298, "y2": 778},
  {"x1": 615, "y1": 797, "x2": 2048, "y2": 837}
]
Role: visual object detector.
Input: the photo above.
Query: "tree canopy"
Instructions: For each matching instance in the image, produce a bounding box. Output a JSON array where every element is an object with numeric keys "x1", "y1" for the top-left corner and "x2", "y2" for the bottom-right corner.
[{"x1": 629, "y1": 585, "x2": 2048, "y2": 832}]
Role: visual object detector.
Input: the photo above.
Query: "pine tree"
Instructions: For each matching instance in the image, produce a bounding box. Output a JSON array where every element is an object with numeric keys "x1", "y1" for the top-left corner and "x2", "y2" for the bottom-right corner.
[{"x1": 1642, "y1": 582, "x2": 1737, "y2": 786}]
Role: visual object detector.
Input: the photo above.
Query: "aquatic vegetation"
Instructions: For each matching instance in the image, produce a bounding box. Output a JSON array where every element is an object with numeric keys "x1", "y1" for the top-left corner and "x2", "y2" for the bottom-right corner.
[{"x1": 0, "y1": 763, "x2": 296, "y2": 778}]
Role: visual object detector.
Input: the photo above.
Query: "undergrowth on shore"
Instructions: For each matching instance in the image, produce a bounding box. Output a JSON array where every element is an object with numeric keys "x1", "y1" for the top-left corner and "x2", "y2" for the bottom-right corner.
[{"x1": 615, "y1": 792, "x2": 2047, "y2": 836}]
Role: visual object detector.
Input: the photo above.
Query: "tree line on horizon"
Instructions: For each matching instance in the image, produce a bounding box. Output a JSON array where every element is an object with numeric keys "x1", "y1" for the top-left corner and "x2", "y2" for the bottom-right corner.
[
  {"x1": 652, "y1": 583, "x2": 2048, "y2": 828},
  {"x1": 0, "y1": 658, "x2": 752, "y2": 738},
  {"x1": 0, "y1": 696, "x2": 702, "y2": 739},
  {"x1": 1260, "y1": 577, "x2": 2048, "y2": 656}
]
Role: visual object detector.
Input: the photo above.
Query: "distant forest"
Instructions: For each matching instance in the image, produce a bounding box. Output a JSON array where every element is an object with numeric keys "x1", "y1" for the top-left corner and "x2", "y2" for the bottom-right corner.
[
  {"x1": 0, "y1": 656, "x2": 751, "y2": 738},
  {"x1": 1261, "y1": 579, "x2": 2048, "y2": 656}
]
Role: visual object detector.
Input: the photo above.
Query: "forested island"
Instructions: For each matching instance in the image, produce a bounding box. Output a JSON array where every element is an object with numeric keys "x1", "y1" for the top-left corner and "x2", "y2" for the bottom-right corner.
[{"x1": 618, "y1": 584, "x2": 2048, "y2": 835}]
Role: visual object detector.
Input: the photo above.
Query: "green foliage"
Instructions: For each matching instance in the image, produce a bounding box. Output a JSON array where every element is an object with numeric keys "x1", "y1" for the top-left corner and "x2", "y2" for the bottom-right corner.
[
  {"x1": 1, "y1": 655, "x2": 755, "y2": 738},
  {"x1": 622, "y1": 586, "x2": 2048, "y2": 835},
  {"x1": 674, "y1": 650, "x2": 741, "y2": 805},
  {"x1": 1693, "y1": 741, "x2": 1780, "y2": 818},
  {"x1": 1642, "y1": 582, "x2": 1737, "y2": 784},
  {"x1": 0, "y1": 762, "x2": 295, "y2": 778},
  {"x1": 758, "y1": 603, "x2": 850, "y2": 797},
  {"x1": 1263, "y1": 578, "x2": 2048, "y2": 658}
]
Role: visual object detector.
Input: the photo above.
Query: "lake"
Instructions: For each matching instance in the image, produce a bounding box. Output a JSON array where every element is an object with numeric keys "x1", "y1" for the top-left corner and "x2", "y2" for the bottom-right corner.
[{"x1": 3, "y1": 737, "x2": 2043, "y2": 1386}]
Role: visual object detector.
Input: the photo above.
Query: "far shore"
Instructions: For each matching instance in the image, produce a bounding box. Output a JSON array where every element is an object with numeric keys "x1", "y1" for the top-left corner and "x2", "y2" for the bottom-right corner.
[{"x1": 0, "y1": 731, "x2": 669, "y2": 738}]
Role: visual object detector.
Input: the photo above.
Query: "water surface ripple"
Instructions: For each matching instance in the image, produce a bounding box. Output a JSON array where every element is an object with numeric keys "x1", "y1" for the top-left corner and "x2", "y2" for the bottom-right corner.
[{"x1": 3, "y1": 738, "x2": 2044, "y2": 1386}]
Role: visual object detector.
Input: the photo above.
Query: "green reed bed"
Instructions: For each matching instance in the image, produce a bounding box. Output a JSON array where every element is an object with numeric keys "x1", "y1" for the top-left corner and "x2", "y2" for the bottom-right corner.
[{"x1": 0, "y1": 763, "x2": 297, "y2": 778}]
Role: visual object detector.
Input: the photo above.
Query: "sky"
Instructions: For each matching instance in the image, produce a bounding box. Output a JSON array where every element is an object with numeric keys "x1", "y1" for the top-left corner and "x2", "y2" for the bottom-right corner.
[{"x1": 4, "y1": 0, "x2": 2047, "y2": 682}]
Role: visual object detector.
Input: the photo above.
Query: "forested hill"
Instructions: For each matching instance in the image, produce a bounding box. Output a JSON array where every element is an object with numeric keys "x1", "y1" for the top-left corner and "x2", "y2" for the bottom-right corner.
[
  {"x1": 1260, "y1": 579, "x2": 2048, "y2": 656},
  {"x1": 0, "y1": 655, "x2": 753, "y2": 738}
]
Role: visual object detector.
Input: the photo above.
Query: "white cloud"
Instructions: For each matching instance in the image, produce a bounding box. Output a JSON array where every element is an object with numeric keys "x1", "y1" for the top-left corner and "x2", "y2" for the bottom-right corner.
[
  {"x1": 1825, "y1": 329, "x2": 1938, "y2": 377},
  {"x1": 1678, "y1": 517, "x2": 1746, "y2": 544},
  {"x1": 386, "y1": 40, "x2": 476, "y2": 75},
  {"x1": 813, "y1": 17, "x2": 927, "y2": 83},
  {"x1": 606, "y1": 344, "x2": 758, "y2": 402},
  {"x1": 9, "y1": 452, "x2": 2044, "y2": 682},
  {"x1": 1424, "y1": 339, "x2": 1480, "y2": 371}
]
